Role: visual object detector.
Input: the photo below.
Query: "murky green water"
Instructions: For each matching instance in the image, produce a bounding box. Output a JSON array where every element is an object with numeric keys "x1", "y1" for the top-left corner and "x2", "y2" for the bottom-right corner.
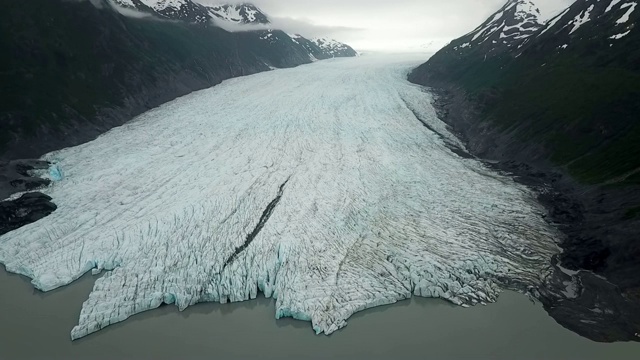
[{"x1": 1, "y1": 266, "x2": 638, "y2": 359}]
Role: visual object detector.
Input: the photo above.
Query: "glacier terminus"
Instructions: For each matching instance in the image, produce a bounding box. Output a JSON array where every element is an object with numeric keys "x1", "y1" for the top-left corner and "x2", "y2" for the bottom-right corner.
[{"x1": 0, "y1": 55, "x2": 560, "y2": 340}]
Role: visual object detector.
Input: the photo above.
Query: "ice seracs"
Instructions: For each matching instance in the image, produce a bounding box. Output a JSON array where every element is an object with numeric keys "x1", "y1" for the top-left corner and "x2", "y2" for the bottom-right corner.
[{"x1": 0, "y1": 56, "x2": 559, "y2": 340}]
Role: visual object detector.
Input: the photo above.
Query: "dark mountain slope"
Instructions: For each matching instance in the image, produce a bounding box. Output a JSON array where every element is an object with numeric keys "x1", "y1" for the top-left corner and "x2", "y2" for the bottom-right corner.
[
  {"x1": 411, "y1": 0, "x2": 640, "y2": 183},
  {"x1": 418, "y1": 0, "x2": 542, "y2": 85},
  {"x1": 0, "y1": 0, "x2": 336, "y2": 161},
  {"x1": 409, "y1": 0, "x2": 640, "y2": 342}
]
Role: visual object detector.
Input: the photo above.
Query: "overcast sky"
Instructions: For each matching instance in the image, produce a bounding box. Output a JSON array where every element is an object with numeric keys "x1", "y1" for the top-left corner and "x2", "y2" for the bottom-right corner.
[{"x1": 199, "y1": 0, "x2": 575, "y2": 52}]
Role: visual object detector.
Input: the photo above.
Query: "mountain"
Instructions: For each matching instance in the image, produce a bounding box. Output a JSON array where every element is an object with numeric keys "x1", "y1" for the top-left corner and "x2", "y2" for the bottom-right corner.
[
  {"x1": 108, "y1": 1, "x2": 356, "y2": 60},
  {"x1": 414, "y1": 0, "x2": 544, "y2": 87},
  {"x1": 451, "y1": 0, "x2": 542, "y2": 56},
  {"x1": 208, "y1": 3, "x2": 270, "y2": 24},
  {"x1": 311, "y1": 37, "x2": 359, "y2": 57},
  {"x1": 112, "y1": 0, "x2": 270, "y2": 24},
  {"x1": 111, "y1": 0, "x2": 213, "y2": 23},
  {"x1": 289, "y1": 34, "x2": 359, "y2": 60},
  {"x1": 0, "y1": 0, "x2": 356, "y2": 162},
  {"x1": 409, "y1": 0, "x2": 640, "y2": 342},
  {"x1": 536, "y1": 0, "x2": 637, "y2": 44}
]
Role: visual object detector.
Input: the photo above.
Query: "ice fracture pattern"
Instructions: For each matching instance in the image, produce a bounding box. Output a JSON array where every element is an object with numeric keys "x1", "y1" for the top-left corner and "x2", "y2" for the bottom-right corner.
[{"x1": 0, "y1": 56, "x2": 559, "y2": 339}]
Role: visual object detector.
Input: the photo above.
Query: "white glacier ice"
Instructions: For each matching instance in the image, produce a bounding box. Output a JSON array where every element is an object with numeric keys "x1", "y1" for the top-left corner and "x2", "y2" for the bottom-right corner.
[{"x1": 0, "y1": 55, "x2": 559, "y2": 340}]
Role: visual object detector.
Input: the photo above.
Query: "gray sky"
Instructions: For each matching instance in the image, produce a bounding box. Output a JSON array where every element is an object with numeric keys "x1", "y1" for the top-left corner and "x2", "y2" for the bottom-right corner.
[{"x1": 200, "y1": 0, "x2": 575, "y2": 52}]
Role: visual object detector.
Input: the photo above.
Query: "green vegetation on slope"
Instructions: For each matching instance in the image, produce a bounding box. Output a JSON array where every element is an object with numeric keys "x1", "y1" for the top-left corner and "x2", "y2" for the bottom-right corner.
[{"x1": 490, "y1": 58, "x2": 640, "y2": 184}]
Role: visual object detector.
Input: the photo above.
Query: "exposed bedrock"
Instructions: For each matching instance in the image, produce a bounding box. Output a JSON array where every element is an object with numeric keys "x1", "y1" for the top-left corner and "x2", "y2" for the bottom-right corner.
[
  {"x1": 0, "y1": 160, "x2": 57, "y2": 236},
  {"x1": 0, "y1": 192, "x2": 57, "y2": 237}
]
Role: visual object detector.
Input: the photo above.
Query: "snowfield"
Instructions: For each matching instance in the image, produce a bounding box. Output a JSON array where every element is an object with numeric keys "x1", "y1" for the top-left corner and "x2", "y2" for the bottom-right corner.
[{"x1": 0, "y1": 55, "x2": 559, "y2": 340}]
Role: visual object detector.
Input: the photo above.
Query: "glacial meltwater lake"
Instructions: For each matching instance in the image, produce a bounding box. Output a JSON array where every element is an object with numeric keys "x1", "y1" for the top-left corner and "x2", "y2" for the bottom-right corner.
[{"x1": 1, "y1": 266, "x2": 638, "y2": 359}]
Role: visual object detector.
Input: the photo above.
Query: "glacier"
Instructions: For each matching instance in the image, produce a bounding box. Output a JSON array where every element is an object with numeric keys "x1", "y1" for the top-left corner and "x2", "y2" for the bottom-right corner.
[{"x1": 0, "y1": 55, "x2": 559, "y2": 340}]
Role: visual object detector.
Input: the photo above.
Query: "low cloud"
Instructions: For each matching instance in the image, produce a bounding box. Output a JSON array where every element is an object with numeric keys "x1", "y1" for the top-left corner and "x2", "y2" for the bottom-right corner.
[
  {"x1": 107, "y1": 2, "x2": 153, "y2": 19},
  {"x1": 270, "y1": 17, "x2": 363, "y2": 38},
  {"x1": 212, "y1": 16, "x2": 363, "y2": 40}
]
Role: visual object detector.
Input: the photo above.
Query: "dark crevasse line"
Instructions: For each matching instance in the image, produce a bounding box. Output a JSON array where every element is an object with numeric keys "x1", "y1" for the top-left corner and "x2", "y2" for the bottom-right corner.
[{"x1": 222, "y1": 178, "x2": 290, "y2": 270}]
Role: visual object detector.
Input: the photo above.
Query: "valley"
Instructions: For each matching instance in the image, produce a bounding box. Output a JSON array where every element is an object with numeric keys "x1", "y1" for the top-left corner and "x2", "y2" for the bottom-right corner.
[
  {"x1": 0, "y1": 55, "x2": 561, "y2": 340},
  {"x1": 1, "y1": 0, "x2": 639, "y2": 356}
]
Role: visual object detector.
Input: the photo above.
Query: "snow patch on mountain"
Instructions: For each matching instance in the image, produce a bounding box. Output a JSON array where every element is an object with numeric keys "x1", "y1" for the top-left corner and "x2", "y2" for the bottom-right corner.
[
  {"x1": 453, "y1": 0, "x2": 542, "y2": 53},
  {"x1": 288, "y1": 33, "x2": 302, "y2": 44},
  {"x1": 536, "y1": 0, "x2": 637, "y2": 41},
  {"x1": 606, "y1": 0, "x2": 623, "y2": 12},
  {"x1": 538, "y1": 7, "x2": 571, "y2": 36},
  {"x1": 208, "y1": 3, "x2": 270, "y2": 24},
  {"x1": 569, "y1": 4, "x2": 595, "y2": 34},
  {"x1": 106, "y1": 0, "x2": 356, "y2": 60},
  {"x1": 139, "y1": 0, "x2": 186, "y2": 11},
  {"x1": 610, "y1": 29, "x2": 631, "y2": 38},
  {"x1": 311, "y1": 37, "x2": 358, "y2": 57},
  {"x1": 616, "y1": 2, "x2": 637, "y2": 24}
]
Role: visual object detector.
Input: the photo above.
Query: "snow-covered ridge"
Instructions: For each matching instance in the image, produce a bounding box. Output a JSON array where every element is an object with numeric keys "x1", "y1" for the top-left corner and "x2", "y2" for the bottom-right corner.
[
  {"x1": 107, "y1": 0, "x2": 356, "y2": 60},
  {"x1": 453, "y1": 0, "x2": 542, "y2": 52},
  {"x1": 112, "y1": 0, "x2": 190, "y2": 11},
  {"x1": 110, "y1": 0, "x2": 270, "y2": 24},
  {"x1": 449, "y1": 0, "x2": 638, "y2": 56},
  {"x1": 538, "y1": 7, "x2": 571, "y2": 36},
  {"x1": 536, "y1": 0, "x2": 638, "y2": 46},
  {"x1": 208, "y1": 3, "x2": 270, "y2": 24},
  {"x1": 139, "y1": 0, "x2": 187, "y2": 11},
  {"x1": 110, "y1": 0, "x2": 211, "y2": 23},
  {"x1": 311, "y1": 37, "x2": 358, "y2": 57}
]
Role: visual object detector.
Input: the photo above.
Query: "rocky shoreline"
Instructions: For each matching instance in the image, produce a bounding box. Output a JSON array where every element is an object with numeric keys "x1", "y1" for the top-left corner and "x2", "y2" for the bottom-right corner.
[{"x1": 423, "y1": 84, "x2": 640, "y2": 342}]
